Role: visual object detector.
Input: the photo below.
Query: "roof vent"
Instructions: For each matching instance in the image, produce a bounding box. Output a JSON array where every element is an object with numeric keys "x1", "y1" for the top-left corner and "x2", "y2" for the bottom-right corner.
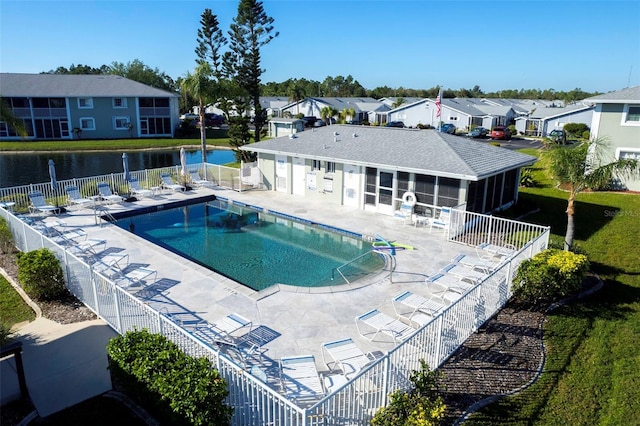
[
  {"x1": 333, "y1": 131, "x2": 339, "y2": 136},
  {"x1": 289, "y1": 133, "x2": 297, "y2": 139},
  {"x1": 352, "y1": 133, "x2": 358, "y2": 138},
  {"x1": 323, "y1": 144, "x2": 327, "y2": 149}
]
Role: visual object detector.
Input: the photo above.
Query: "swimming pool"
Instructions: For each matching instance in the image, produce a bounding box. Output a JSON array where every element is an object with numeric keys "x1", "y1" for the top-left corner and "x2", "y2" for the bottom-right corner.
[{"x1": 115, "y1": 199, "x2": 385, "y2": 291}]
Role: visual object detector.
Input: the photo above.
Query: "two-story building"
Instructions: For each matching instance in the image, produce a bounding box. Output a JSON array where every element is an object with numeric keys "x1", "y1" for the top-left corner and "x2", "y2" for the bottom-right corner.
[{"x1": 0, "y1": 73, "x2": 179, "y2": 140}]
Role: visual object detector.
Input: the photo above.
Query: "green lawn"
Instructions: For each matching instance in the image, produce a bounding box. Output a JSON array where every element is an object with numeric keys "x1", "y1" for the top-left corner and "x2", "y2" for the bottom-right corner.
[
  {"x1": 0, "y1": 275, "x2": 35, "y2": 328},
  {"x1": 0, "y1": 129, "x2": 232, "y2": 152},
  {"x1": 466, "y1": 149, "x2": 640, "y2": 424}
]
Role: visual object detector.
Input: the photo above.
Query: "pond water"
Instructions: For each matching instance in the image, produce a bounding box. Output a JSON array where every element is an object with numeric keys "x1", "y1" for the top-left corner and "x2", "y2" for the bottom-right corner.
[{"x1": 0, "y1": 149, "x2": 236, "y2": 188}]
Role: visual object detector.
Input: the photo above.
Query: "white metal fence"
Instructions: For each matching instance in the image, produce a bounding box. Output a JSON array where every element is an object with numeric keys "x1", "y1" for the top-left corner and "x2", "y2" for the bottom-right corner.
[
  {"x1": 0, "y1": 162, "x2": 259, "y2": 215},
  {"x1": 0, "y1": 184, "x2": 550, "y2": 426}
]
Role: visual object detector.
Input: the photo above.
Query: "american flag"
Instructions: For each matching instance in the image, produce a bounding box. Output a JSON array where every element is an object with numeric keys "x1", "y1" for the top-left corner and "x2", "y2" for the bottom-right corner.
[{"x1": 435, "y1": 88, "x2": 442, "y2": 118}]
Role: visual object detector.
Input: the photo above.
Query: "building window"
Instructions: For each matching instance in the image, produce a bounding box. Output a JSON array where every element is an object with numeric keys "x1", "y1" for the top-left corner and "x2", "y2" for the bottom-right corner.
[
  {"x1": 622, "y1": 104, "x2": 640, "y2": 126},
  {"x1": 113, "y1": 116, "x2": 131, "y2": 130},
  {"x1": 326, "y1": 161, "x2": 336, "y2": 174},
  {"x1": 312, "y1": 160, "x2": 321, "y2": 171},
  {"x1": 113, "y1": 98, "x2": 128, "y2": 108},
  {"x1": 78, "y1": 98, "x2": 93, "y2": 109},
  {"x1": 79, "y1": 118, "x2": 95, "y2": 130},
  {"x1": 437, "y1": 177, "x2": 460, "y2": 207}
]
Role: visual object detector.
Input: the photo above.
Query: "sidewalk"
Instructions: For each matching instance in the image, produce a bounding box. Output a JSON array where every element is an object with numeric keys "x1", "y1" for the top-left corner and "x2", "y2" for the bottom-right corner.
[{"x1": 1, "y1": 271, "x2": 116, "y2": 417}]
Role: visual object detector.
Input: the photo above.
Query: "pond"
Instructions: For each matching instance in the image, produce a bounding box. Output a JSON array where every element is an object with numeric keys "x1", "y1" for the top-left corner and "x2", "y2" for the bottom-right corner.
[{"x1": 0, "y1": 149, "x2": 236, "y2": 188}]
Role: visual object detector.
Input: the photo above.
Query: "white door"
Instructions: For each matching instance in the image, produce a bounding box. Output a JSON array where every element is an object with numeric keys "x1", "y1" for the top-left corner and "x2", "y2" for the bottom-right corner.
[
  {"x1": 275, "y1": 155, "x2": 288, "y2": 193},
  {"x1": 377, "y1": 169, "x2": 395, "y2": 215},
  {"x1": 292, "y1": 157, "x2": 305, "y2": 196},
  {"x1": 343, "y1": 164, "x2": 360, "y2": 208}
]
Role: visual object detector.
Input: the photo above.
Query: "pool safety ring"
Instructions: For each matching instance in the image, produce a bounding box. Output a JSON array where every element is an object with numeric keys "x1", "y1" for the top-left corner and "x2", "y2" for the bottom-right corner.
[{"x1": 402, "y1": 191, "x2": 417, "y2": 207}]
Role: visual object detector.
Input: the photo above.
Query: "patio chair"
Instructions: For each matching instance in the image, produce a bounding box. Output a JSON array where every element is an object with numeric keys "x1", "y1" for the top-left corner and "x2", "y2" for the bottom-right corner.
[
  {"x1": 392, "y1": 290, "x2": 446, "y2": 327},
  {"x1": 392, "y1": 202, "x2": 413, "y2": 225},
  {"x1": 66, "y1": 186, "x2": 93, "y2": 210},
  {"x1": 189, "y1": 170, "x2": 212, "y2": 187},
  {"x1": 128, "y1": 177, "x2": 154, "y2": 198},
  {"x1": 321, "y1": 337, "x2": 376, "y2": 379},
  {"x1": 192, "y1": 313, "x2": 252, "y2": 347},
  {"x1": 441, "y1": 262, "x2": 487, "y2": 284},
  {"x1": 28, "y1": 191, "x2": 57, "y2": 215},
  {"x1": 97, "y1": 182, "x2": 124, "y2": 204},
  {"x1": 355, "y1": 309, "x2": 416, "y2": 345},
  {"x1": 94, "y1": 260, "x2": 157, "y2": 288},
  {"x1": 429, "y1": 206, "x2": 451, "y2": 236},
  {"x1": 476, "y1": 242, "x2": 517, "y2": 260},
  {"x1": 280, "y1": 355, "x2": 325, "y2": 405},
  {"x1": 451, "y1": 253, "x2": 502, "y2": 274},
  {"x1": 160, "y1": 173, "x2": 185, "y2": 192},
  {"x1": 425, "y1": 273, "x2": 474, "y2": 304}
]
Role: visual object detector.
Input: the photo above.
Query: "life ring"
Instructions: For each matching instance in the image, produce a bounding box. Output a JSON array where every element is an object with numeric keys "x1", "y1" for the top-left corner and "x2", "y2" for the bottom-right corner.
[{"x1": 401, "y1": 191, "x2": 417, "y2": 207}]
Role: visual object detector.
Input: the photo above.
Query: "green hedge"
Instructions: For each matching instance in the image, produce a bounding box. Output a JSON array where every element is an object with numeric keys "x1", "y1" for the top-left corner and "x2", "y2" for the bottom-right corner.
[
  {"x1": 513, "y1": 248, "x2": 589, "y2": 303},
  {"x1": 107, "y1": 329, "x2": 232, "y2": 426},
  {"x1": 16, "y1": 248, "x2": 67, "y2": 301}
]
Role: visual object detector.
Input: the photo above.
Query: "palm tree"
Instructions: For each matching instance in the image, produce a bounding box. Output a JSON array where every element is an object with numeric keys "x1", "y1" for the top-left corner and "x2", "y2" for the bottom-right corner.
[
  {"x1": 321, "y1": 106, "x2": 337, "y2": 125},
  {"x1": 339, "y1": 107, "x2": 356, "y2": 124},
  {"x1": 288, "y1": 81, "x2": 305, "y2": 116},
  {"x1": 181, "y1": 63, "x2": 215, "y2": 163},
  {"x1": 546, "y1": 138, "x2": 639, "y2": 250}
]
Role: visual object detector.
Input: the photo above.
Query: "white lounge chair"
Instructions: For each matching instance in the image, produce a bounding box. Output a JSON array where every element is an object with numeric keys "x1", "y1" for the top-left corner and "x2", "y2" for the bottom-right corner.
[
  {"x1": 97, "y1": 182, "x2": 124, "y2": 204},
  {"x1": 128, "y1": 177, "x2": 154, "y2": 198},
  {"x1": 94, "y1": 260, "x2": 157, "y2": 288},
  {"x1": 66, "y1": 186, "x2": 93, "y2": 209},
  {"x1": 189, "y1": 170, "x2": 212, "y2": 187},
  {"x1": 425, "y1": 273, "x2": 473, "y2": 304},
  {"x1": 321, "y1": 337, "x2": 375, "y2": 379},
  {"x1": 476, "y1": 242, "x2": 517, "y2": 260},
  {"x1": 451, "y1": 253, "x2": 501, "y2": 273},
  {"x1": 355, "y1": 309, "x2": 415, "y2": 345},
  {"x1": 392, "y1": 290, "x2": 446, "y2": 327},
  {"x1": 280, "y1": 355, "x2": 325, "y2": 405},
  {"x1": 160, "y1": 173, "x2": 185, "y2": 192},
  {"x1": 441, "y1": 262, "x2": 487, "y2": 284},
  {"x1": 192, "y1": 313, "x2": 252, "y2": 347},
  {"x1": 28, "y1": 191, "x2": 57, "y2": 215}
]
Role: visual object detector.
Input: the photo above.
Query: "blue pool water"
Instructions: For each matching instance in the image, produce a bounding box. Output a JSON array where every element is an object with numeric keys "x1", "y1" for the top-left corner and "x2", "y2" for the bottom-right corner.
[{"x1": 116, "y1": 199, "x2": 384, "y2": 291}]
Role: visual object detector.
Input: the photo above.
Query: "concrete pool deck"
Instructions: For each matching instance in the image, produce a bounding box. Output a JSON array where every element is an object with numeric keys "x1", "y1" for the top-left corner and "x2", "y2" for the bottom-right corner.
[{"x1": 35, "y1": 186, "x2": 480, "y2": 379}]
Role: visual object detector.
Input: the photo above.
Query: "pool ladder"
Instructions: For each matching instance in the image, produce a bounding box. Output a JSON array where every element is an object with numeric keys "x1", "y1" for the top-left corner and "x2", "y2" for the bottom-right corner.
[{"x1": 331, "y1": 249, "x2": 396, "y2": 285}]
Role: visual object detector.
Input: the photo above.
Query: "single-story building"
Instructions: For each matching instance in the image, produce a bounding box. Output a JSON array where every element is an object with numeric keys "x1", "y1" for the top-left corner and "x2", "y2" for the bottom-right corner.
[
  {"x1": 0, "y1": 73, "x2": 180, "y2": 140},
  {"x1": 268, "y1": 117, "x2": 305, "y2": 138},
  {"x1": 584, "y1": 86, "x2": 640, "y2": 191},
  {"x1": 514, "y1": 103, "x2": 594, "y2": 137},
  {"x1": 241, "y1": 125, "x2": 537, "y2": 215}
]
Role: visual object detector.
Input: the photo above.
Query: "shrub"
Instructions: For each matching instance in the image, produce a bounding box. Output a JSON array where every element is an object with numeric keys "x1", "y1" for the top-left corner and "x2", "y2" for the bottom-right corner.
[
  {"x1": 0, "y1": 321, "x2": 11, "y2": 346},
  {"x1": 508, "y1": 124, "x2": 516, "y2": 135},
  {"x1": 513, "y1": 248, "x2": 589, "y2": 303},
  {"x1": 16, "y1": 248, "x2": 67, "y2": 301},
  {"x1": 582, "y1": 130, "x2": 590, "y2": 140},
  {"x1": 107, "y1": 329, "x2": 232, "y2": 426},
  {"x1": 372, "y1": 359, "x2": 446, "y2": 426},
  {"x1": 563, "y1": 123, "x2": 589, "y2": 138},
  {"x1": 0, "y1": 217, "x2": 14, "y2": 255},
  {"x1": 519, "y1": 168, "x2": 536, "y2": 187}
]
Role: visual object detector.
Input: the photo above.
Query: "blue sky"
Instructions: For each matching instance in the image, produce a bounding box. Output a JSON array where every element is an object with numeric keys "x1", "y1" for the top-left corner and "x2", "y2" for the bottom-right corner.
[{"x1": 1, "y1": 0, "x2": 639, "y2": 93}]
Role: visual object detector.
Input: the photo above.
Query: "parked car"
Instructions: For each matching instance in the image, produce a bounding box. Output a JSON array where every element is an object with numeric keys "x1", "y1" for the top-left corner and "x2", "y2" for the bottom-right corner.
[
  {"x1": 440, "y1": 123, "x2": 456, "y2": 134},
  {"x1": 467, "y1": 127, "x2": 488, "y2": 138},
  {"x1": 548, "y1": 129, "x2": 567, "y2": 144},
  {"x1": 490, "y1": 126, "x2": 511, "y2": 140},
  {"x1": 302, "y1": 116, "x2": 318, "y2": 127},
  {"x1": 180, "y1": 113, "x2": 198, "y2": 121},
  {"x1": 385, "y1": 121, "x2": 405, "y2": 128},
  {"x1": 314, "y1": 119, "x2": 325, "y2": 127},
  {"x1": 196, "y1": 113, "x2": 225, "y2": 128}
]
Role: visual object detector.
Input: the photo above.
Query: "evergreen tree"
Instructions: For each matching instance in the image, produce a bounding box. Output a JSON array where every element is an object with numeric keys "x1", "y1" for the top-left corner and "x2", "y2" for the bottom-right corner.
[{"x1": 226, "y1": 0, "x2": 278, "y2": 144}]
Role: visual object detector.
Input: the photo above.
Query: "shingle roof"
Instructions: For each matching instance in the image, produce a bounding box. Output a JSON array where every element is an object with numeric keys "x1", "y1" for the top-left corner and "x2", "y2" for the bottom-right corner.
[
  {"x1": 243, "y1": 125, "x2": 536, "y2": 180},
  {"x1": 0, "y1": 73, "x2": 178, "y2": 97},
  {"x1": 583, "y1": 86, "x2": 640, "y2": 103}
]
